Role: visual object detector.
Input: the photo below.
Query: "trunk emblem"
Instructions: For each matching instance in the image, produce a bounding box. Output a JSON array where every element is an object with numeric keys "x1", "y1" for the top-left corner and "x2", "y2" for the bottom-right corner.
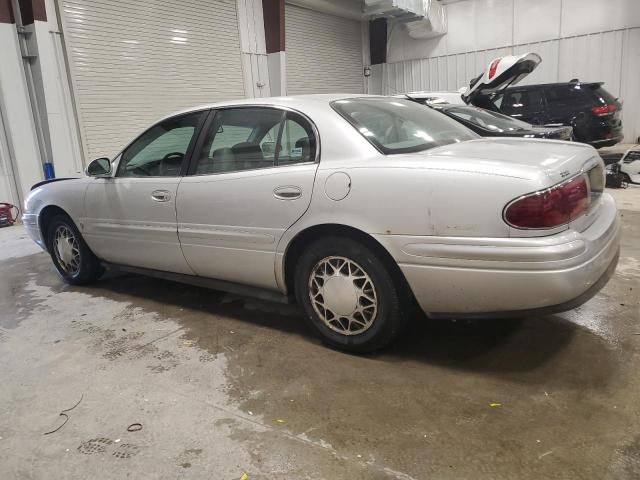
[{"x1": 560, "y1": 170, "x2": 570, "y2": 178}]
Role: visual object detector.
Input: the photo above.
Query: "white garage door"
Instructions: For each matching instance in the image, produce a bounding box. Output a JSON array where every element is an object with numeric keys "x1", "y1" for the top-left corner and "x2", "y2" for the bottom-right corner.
[
  {"x1": 285, "y1": 4, "x2": 363, "y2": 95},
  {"x1": 59, "y1": 0, "x2": 245, "y2": 160}
]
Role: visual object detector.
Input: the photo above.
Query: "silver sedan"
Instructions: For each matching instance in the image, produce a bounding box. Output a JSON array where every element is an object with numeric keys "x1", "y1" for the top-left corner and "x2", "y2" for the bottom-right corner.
[{"x1": 22, "y1": 95, "x2": 620, "y2": 352}]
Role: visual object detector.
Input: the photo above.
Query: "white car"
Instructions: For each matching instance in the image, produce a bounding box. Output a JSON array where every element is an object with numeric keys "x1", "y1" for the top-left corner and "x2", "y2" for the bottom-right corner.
[
  {"x1": 401, "y1": 53, "x2": 541, "y2": 107},
  {"x1": 620, "y1": 146, "x2": 640, "y2": 184},
  {"x1": 22, "y1": 95, "x2": 620, "y2": 352}
]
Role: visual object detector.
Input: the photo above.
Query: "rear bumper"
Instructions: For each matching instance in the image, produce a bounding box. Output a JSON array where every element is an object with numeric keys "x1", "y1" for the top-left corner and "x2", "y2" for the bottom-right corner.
[
  {"x1": 585, "y1": 121, "x2": 624, "y2": 147},
  {"x1": 590, "y1": 136, "x2": 624, "y2": 148},
  {"x1": 374, "y1": 194, "x2": 620, "y2": 316}
]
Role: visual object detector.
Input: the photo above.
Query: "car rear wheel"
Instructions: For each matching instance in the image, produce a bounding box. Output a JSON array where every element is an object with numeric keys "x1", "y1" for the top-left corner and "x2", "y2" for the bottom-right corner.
[
  {"x1": 47, "y1": 214, "x2": 103, "y2": 285},
  {"x1": 295, "y1": 237, "x2": 407, "y2": 353}
]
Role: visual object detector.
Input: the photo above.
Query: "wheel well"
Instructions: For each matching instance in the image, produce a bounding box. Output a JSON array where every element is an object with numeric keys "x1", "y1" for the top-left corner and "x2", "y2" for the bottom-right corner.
[
  {"x1": 283, "y1": 224, "x2": 413, "y2": 300},
  {"x1": 38, "y1": 205, "x2": 70, "y2": 252}
]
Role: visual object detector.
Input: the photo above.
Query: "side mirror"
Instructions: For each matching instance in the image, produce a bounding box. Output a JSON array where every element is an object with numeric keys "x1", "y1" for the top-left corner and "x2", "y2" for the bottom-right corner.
[{"x1": 86, "y1": 158, "x2": 112, "y2": 177}]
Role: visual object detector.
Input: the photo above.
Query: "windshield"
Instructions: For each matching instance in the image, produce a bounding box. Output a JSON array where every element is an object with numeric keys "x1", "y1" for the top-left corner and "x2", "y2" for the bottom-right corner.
[
  {"x1": 331, "y1": 97, "x2": 478, "y2": 154},
  {"x1": 444, "y1": 105, "x2": 533, "y2": 132}
]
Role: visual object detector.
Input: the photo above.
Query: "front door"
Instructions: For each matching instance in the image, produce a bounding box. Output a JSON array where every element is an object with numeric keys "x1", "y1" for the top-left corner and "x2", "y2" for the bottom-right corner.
[
  {"x1": 82, "y1": 111, "x2": 205, "y2": 273},
  {"x1": 176, "y1": 106, "x2": 319, "y2": 290}
]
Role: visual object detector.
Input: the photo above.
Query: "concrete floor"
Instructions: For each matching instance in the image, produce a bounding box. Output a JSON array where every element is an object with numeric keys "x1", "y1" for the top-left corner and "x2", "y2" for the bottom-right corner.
[{"x1": 1, "y1": 188, "x2": 639, "y2": 480}]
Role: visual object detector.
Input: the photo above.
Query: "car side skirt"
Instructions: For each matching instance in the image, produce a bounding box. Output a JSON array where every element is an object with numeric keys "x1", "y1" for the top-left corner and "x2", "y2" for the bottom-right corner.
[{"x1": 102, "y1": 262, "x2": 295, "y2": 304}]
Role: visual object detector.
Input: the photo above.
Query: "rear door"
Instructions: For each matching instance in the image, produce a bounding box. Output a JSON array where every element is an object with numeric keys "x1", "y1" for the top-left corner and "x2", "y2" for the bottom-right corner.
[
  {"x1": 497, "y1": 88, "x2": 548, "y2": 125},
  {"x1": 543, "y1": 85, "x2": 591, "y2": 126},
  {"x1": 176, "y1": 106, "x2": 319, "y2": 290},
  {"x1": 83, "y1": 111, "x2": 205, "y2": 274}
]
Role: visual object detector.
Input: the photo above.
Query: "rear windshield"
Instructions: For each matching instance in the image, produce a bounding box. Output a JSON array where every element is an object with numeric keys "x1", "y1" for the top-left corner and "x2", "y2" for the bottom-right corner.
[
  {"x1": 544, "y1": 84, "x2": 617, "y2": 106},
  {"x1": 331, "y1": 97, "x2": 478, "y2": 154},
  {"x1": 586, "y1": 84, "x2": 618, "y2": 104},
  {"x1": 443, "y1": 105, "x2": 533, "y2": 132}
]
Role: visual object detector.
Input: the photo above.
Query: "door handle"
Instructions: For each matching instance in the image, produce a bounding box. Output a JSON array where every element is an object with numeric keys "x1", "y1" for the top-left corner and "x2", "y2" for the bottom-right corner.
[
  {"x1": 151, "y1": 190, "x2": 171, "y2": 202},
  {"x1": 273, "y1": 186, "x2": 302, "y2": 200}
]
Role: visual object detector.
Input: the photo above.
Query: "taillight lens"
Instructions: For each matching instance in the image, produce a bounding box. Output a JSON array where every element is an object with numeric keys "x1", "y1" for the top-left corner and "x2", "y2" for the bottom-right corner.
[
  {"x1": 592, "y1": 104, "x2": 618, "y2": 116},
  {"x1": 504, "y1": 175, "x2": 590, "y2": 229}
]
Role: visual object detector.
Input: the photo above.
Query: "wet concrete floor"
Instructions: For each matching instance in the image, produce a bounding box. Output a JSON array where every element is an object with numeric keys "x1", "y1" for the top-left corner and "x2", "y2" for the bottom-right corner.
[{"x1": 0, "y1": 195, "x2": 639, "y2": 479}]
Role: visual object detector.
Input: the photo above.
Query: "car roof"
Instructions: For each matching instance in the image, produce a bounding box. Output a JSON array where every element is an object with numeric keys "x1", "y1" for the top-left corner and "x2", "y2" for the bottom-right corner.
[{"x1": 160, "y1": 94, "x2": 387, "y2": 122}]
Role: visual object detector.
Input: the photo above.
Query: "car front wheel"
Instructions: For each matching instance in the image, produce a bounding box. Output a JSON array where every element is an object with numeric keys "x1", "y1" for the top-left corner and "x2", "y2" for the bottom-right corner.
[
  {"x1": 47, "y1": 214, "x2": 103, "y2": 285},
  {"x1": 295, "y1": 237, "x2": 407, "y2": 353}
]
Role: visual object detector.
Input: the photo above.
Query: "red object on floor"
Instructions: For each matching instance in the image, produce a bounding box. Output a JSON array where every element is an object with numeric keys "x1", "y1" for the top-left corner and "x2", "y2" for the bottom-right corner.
[{"x1": 0, "y1": 202, "x2": 19, "y2": 227}]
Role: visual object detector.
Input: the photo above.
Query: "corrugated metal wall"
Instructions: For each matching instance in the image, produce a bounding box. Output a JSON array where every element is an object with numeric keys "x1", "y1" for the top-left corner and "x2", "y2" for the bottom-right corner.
[{"x1": 381, "y1": 28, "x2": 640, "y2": 142}]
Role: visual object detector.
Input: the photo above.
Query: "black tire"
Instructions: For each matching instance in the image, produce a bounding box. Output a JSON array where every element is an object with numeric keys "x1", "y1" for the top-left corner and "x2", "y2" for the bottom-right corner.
[
  {"x1": 294, "y1": 236, "x2": 407, "y2": 353},
  {"x1": 47, "y1": 214, "x2": 103, "y2": 285}
]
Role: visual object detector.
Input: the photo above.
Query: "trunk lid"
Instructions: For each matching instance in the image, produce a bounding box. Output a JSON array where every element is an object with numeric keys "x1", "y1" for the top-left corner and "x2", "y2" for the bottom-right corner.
[
  {"x1": 425, "y1": 138, "x2": 602, "y2": 187},
  {"x1": 462, "y1": 53, "x2": 541, "y2": 105},
  {"x1": 425, "y1": 138, "x2": 605, "y2": 232}
]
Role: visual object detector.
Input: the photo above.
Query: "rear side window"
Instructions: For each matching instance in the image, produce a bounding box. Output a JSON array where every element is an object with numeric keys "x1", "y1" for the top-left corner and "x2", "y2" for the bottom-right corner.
[
  {"x1": 544, "y1": 86, "x2": 589, "y2": 107},
  {"x1": 277, "y1": 115, "x2": 316, "y2": 166},
  {"x1": 192, "y1": 108, "x2": 316, "y2": 175},
  {"x1": 500, "y1": 89, "x2": 544, "y2": 114},
  {"x1": 587, "y1": 84, "x2": 618, "y2": 104}
]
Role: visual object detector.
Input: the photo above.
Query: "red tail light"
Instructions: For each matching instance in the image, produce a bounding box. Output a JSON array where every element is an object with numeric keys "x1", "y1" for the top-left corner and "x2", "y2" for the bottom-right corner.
[
  {"x1": 504, "y1": 175, "x2": 590, "y2": 229},
  {"x1": 488, "y1": 58, "x2": 501, "y2": 80},
  {"x1": 592, "y1": 104, "x2": 617, "y2": 116}
]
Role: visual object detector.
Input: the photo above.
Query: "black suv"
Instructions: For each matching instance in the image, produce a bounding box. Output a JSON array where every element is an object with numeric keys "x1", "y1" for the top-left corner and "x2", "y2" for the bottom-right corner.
[{"x1": 492, "y1": 81, "x2": 623, "y2": 148}]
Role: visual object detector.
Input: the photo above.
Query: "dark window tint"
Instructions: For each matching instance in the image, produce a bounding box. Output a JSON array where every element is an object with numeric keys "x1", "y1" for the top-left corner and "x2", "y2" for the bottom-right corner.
[
  {"x1": 544, "y1": 85, "x2": 589, "y2": 107},
  {"x1": 500, "y1": 89, "x2": 545, "y2": 115},
  {"x1": 117, "y1": 112, "x2": 202, "y2": 177},
  {"x1": 586, "y1": 84, "x2": 618, "y2": 104},
  {"x1": 193, "y1": 108, "x2": 315, "y2": 175}
]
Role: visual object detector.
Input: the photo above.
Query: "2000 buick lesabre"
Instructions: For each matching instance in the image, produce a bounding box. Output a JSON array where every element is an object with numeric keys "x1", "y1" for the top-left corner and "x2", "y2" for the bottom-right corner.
[{"x1": 22, "y1": 95, "x2": 620, "y2": 352}]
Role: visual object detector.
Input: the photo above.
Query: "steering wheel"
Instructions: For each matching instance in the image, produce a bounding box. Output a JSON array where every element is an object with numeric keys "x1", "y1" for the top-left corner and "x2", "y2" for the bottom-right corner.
[
  {"x1": 129, "y1": 164, "x2": 152, "y2": 176},
  {"x1": 159, "y1": 151, "x2": 184, "y2": 176},
  {"x1": 163, "y1": 152, "x2": 184, "y2": 161}
]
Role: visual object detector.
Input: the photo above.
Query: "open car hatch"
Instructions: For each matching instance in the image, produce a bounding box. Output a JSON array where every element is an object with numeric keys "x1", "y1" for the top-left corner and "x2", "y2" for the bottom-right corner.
[{"x1": 462, "y1": 53, "x2": 541, "y2": 105}]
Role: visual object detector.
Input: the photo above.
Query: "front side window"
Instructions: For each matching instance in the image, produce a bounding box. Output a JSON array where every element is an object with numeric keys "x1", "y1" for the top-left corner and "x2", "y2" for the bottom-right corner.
[
  {"x1": 331, "y1": 97, "x2": 477, "y2": 154},
  {"x1": 117, "y1": 112, "x2": 203, "y2": 177},
  {"x1": 193, "y1": 108, "x2": 316, "y2": 175}
]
